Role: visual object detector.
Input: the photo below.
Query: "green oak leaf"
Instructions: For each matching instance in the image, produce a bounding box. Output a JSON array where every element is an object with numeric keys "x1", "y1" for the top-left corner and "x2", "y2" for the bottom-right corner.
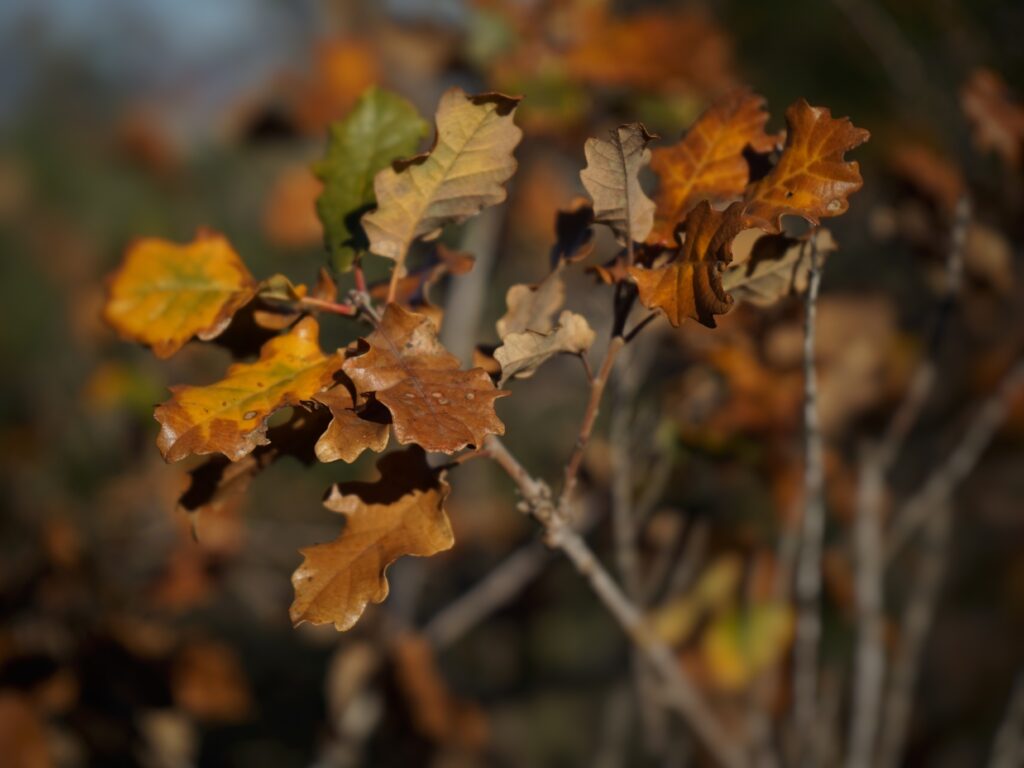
[{"x1": 314, "y1": 87, "x2": 429, "y2": 272}]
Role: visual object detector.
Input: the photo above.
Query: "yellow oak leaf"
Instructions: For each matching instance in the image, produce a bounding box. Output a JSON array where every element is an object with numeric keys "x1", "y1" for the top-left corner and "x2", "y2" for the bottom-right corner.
[
  {"x1": 314, "y1": 385, "x2": 390, "y2": 463},
  {"x1": 290, "y1": 448, "x2": 454, "y2": 631},
  {"x1": 103, "y1": 230, "x2": 257, "y2": 358},
  {"x1": 155, "y1": 317, "x2": 343, "y2": 462}
]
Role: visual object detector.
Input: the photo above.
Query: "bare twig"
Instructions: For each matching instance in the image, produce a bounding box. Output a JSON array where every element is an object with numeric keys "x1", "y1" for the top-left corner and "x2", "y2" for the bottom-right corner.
[
  {"x1": 560, "y1": 335, "x2": 626, "y2": 509},
  {"x1": 876, "y1": 501, "x2": 953, "y2": 768},
  {"x1": 988, "y1": 672, "x2": 1024, "y2": 768},
  {"x1": 886, "y1": 357, "x2": 1024, "y2": 562},
  {"x1": 793, "y1": 238, "x2": 826, "y2": 762},
  {"x1": 485, "y1": 435, "x2": 748, "y2": 768},
  {"x1": 846, "y1": 194, "x2": 970, "y2": 768}
]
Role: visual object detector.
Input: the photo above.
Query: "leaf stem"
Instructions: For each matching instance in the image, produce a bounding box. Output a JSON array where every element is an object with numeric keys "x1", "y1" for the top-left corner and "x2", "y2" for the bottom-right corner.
[{"x1": 296, "y1": 296, "x2": 358, "y2": 316}]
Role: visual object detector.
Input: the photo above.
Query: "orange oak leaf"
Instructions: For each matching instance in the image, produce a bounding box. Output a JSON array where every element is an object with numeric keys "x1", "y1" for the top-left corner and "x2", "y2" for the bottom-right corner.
[
  {"x1": 343, "y1": 305, "x2": 508, "y2": 453},
  {"x1": 743, "y1": 100, "x2": 869, "y2": 233},
  {"x1": 103, "y1": 230, "x2": 258, "y2": 358},
  {"x1": 629, "y1": 201, "x2": 744, "y2": 327},
  {"x1": 314, "y1": 385, "x2": 390, "y2": 463},
  {"x1": 155, "y1": 316, "x2": 344, "y2": 462},
  {"x1": 580, "y1": 123, "x2": 657, "y2": 245},
  {"x1": 648, "y1": 90, "x2": 778, "y2": 246},
  {"x1": 361, "y1": 88, "x2": 522, "y2": 275},
  {"x1": 290, "y1": 448, "x2": 454, "y2": 631}
]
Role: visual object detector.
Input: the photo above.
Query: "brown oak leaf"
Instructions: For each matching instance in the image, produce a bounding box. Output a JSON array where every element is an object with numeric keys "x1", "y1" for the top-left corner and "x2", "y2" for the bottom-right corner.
[
  {"x1": 314, "y1": 385, "x2": 390, "y2": 463},
  {"x1": 744, "y1": 99, "x2": 869, "y2": 233},
  {"x1": 343, "y1": 305, "x2": 508, "y2": 453},
  {"x1": 630, "y1": 201, "x2": 744, "y2": 327},
  {"x1": 290, "y1": 448, "x2": 454, "y2": 631},
  {"x1": 155, "y1": 317, "x2": 344, "y2": 462}
]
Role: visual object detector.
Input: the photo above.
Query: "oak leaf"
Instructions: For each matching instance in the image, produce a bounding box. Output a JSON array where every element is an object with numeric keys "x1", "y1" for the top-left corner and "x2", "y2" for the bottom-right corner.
[
  {"x1": 290, "y1": 448, "x2": 454, "y2": 631},
  {"x1": 343, "y1": 305, "x2": 508, "y2": 453},
  {"x1": 744, "y1": 99, "x2": 869, "y2": 233},
  {"x1": 155, "y1": 317, "x2": 344, "y2": 462},
  {"x1": 495, "y1": 310, "x2": 595, "y2": 384},
  {"x1": 496, "y1": 263, "x2": 565, "y2": 338},
  {"x1": 315, "y1": 87, "x2": 429, "y2": 271},
  {"x1": 629, "y1": 201, "x2": 744, "y2": 327},
  {"x1": 362, "y1": 88, "x2": 522, "y2": 273},
  {"x1": 580, "y1": 123, "x2": 657, "y2": 244},
  {"x1": 722, "y1": 229, "x2": 836, "y2": 307},
  {"x1": 649, "y1": 90, "x2": 778, "y2": 246},
  {"x1": 314, "y1": 385, "x2": 390, "y2": 463},
  {"x1": 961, "y1": 68, "x2": 1024, "y2": 168},
  {"x1": 103, "y1": 230, "x2": 257, "y2": 358}
]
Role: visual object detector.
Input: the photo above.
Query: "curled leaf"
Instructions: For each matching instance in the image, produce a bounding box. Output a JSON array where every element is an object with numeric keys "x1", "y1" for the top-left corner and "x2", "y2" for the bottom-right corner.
[
  {"x1": 155, "y1": 317, "x2": 344, "y2": 462},
  {"x1": 495, "y1": 310, "x2": 595, "y2": 384},
  {"x1": 362, "y1": 88, "x2": 522, "y2": 273},
  {"x1": 343, "y1": 305, "x2": 508, "y2": 453},
  {"x1": 629, "y1": 201, "x2": 744, "y2": 327},
  {"x1": 649, "y1": 89, "x2": 778, "y2": 246},
  {"x1": 744, "y1": 99, "x2": 869, "y2": 232},
  {"x1": 580, "y1": 122, "x2": 657, "y2": 244},
  {"x1": 315, "y1": 87, "x2": 429, "y2": 271},
  {"x1": 314, "y1": 385, "x2": 390, "y2": 463},
  {"x1": 103, "y1": 230, "x2": 257, "y2": 358},
  {"x1": 290, "y1": 448, "x2": 454, "y2": 631},
  {"x1": 496, "y1": 263, "x2": 565, "y2": 338}
]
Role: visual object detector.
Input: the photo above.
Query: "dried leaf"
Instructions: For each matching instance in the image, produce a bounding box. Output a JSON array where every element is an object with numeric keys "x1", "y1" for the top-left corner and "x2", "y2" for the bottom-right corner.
[
  {"x1": 744, "y1": 100, "x2": 869, "y2": 232},
  {"x1": 961, "y1": 68, "x2": 1024, "y2": 168},
  {"x1": 103, "y1": 230, "x2": 257, "y2": 358},
  {"x1": 629, "y1": 201, "x2": 744, "y2": 327},
  {"x1": 362, "y1": 88, "x2": 522, "y2": 273},
  {"x1": 580, "y1": 123, "x2": 657, "y2": 244},
  {"x1": 314, "y1": 385, "x2": 390, "y2": 463},
  {"x1": 496, "y1": 264, "x2": 565, "y2": 338},
  {"x1": 722, "y1": 229, "x2": 837, "y2": 306},
  {"x1": 369, "y1": 243, "x2": 476, "y2": 314},
  {"x1": 649, "y1": 90, "x2": 778, "y2": 246},
  {"x1": 343, "y1": 305, "x2": 508, "y2": 453},
  {"x1": 495, "y1": 310, "x2": 595, "y2": 384},
  {"x1": 550, "y1": 197, "x2": 595, "y2": 266},
  {"x1": 290, "y1": 448, "x2": 454, "y2": 631},
  {"x1": 156, "y1": 317, "x2": 344, "y2": 462},
  {"x1": 315, "y1": 87, "x2": 429, "y2": 271}
]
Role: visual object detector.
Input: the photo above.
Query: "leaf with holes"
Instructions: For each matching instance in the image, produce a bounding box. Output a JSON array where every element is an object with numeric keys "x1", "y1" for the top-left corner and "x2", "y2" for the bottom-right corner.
[
  {"x1": 103, "y1": 230, "x2": 257, "y2": 358},
  {"x1": 155, "y1": 317, "x2": 343, "y2": 462},
  {"x1": 343, "y1": 305, "x2": 508, "y2": 453},
  {"x1": 290, "y1": 448, "x2": 454, "y2": 631},
  {"x1": 361, "y1": 88, "x2": 522, "y2": 274}
]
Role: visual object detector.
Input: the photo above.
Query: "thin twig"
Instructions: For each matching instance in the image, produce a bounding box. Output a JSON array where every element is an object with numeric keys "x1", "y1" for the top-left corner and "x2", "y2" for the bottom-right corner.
[
  {"x1": 886, "y1": 357, "x2": 1024, "y2": 562},
  {"x1": 560, "y1": 336, "x2": 626, "y2": 509},
  {"x1": 876, "y1": 501, "x2": 953, "y2": 768},
  {"x1": 485, "y1": 435, "x2": 748, "y2": 768},
  {"x1": 846, "y1": 194, "x2": 970, "y2": 768},
  {"x1": 988, "y1": 672, "x2": 1024, "y2": 768},
  {"x1": 793, "y1": 237, "x2": 826, "y2": 763},
  {"x1": 295, "y1": 296, "x2": 358, "y2": 316}
]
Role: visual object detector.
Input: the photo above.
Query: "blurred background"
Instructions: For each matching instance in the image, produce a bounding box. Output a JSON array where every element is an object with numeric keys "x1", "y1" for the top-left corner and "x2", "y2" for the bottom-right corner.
[{"x1": 2, "y1": 0, "x2": 1023, "y2": 766}]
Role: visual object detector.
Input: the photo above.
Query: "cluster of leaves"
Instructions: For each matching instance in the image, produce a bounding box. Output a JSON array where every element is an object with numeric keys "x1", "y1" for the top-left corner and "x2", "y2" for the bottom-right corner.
[{"x1": 103, "y1": 81, "x2": 867, "y2": 635}]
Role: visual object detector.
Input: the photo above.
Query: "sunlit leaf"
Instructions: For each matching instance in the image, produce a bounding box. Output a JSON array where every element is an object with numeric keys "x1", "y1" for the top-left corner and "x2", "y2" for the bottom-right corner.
[
  {"x1": 722, "y1": 229, "x2": 836, "y2": 307},
  {"x1": 155, "y1": 317, "x2": 343, "y2": 462},
  {"x1": 315, "y1": 87, "x2": 429, "y2": 271},
  {"x1": 580, "y1": 122, "x2": 657, "y2": 245},
  {"x1": 290, "y1": 448, "x2": 454, "y2": 631},
  {"x1": 495, "y1": 310, "x2": 595, "y2": 384},
  {"x1": 103, "y1": 230, "x2": 257, "y2": 358},
  {"x1": 314, "y1": 385, "x2": 390, "y2": 463},
  {"x1": 343, "y1": 305, "x2": 508, "y2": 453}
]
